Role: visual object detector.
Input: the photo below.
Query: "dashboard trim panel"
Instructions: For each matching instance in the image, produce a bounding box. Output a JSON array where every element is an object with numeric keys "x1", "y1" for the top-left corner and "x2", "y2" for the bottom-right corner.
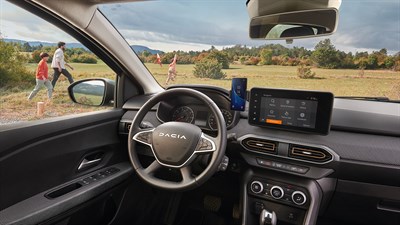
[{"x1": 238, "y1": 134, "x2": 339, "y2": 165}]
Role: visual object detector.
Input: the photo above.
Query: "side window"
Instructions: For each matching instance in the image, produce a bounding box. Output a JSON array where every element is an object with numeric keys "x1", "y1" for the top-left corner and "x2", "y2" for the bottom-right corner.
[{"x1": 0, "y1": 2, "x2": 114, "y2": 125}]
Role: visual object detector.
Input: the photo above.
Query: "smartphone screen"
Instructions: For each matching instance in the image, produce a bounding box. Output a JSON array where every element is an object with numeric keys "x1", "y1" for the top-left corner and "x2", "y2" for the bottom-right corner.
[{"x1": 231, "y1": 78, "x2": 247, "y2": 111}]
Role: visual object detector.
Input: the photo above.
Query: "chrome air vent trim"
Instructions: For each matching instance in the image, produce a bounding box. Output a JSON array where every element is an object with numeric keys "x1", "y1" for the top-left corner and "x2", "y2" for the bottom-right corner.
[
  {"x1": 289, "y1": 144, "x2": 333, "y2": 163},
  {"x1": 239, "y1": 134, "x2": 339, "y2": 165},
  {"x1": 242, "y1": 137, "x2": 278, "y2": 154}
]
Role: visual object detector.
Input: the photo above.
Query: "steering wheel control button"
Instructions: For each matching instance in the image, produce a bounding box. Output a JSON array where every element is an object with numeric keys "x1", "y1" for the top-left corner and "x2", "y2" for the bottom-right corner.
[
  {"x1": 292, "y1": 191, "x2": 307, "y2": 205},
  {"x1": 250, "y1": 181, "x2": 264, "y2": 194},
  {"x1": 270, "y1": 186, "x2": 284, "y2": 199},
  {"x1": 198, "y1": 138, "x2": 213, "y2": 151},
  {"x1": 134, "y1": 131, "x2": 153, "y2": 145}
]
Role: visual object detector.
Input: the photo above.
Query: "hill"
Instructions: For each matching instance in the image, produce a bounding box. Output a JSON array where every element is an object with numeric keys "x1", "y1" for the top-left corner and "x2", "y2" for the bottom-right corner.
[
  {"x1": 3, "y1": 39, "x2": 86, "y2": 49},
  {"x1": 3, "y1": 39, "x2": 163, "y2": 54},
  {"x1": 130, "y1": 45, "x2": 163, "y2": 54}
]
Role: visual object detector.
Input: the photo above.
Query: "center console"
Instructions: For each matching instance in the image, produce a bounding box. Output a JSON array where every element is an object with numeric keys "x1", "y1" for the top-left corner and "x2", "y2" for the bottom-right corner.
[
  {"x1": 242, "y1": 169, "x2": 324, "y2": 225},
  {"x1": 239, "y1": 87, "x2": 335, "y2": 225}
]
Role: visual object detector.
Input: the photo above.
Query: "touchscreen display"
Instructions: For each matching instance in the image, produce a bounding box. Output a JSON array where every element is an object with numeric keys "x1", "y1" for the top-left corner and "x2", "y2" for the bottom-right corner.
[
  {"x1": 260, "y1": 97, "x2": 318, "y2": 128},
  {"x1": 249, "y1": 88, "x2": 334, "y2": 135}
]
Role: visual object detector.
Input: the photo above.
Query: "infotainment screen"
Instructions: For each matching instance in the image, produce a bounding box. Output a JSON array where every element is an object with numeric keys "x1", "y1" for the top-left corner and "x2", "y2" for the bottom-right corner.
[{"x1": 248, "y1": 88, "x2": 334, "y2": 135}]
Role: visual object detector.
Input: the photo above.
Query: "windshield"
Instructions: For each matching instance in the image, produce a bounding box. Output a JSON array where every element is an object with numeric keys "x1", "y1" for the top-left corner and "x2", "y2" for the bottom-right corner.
[{"x1": 100, "y1": 0, "x2": 400, "y2": 100}]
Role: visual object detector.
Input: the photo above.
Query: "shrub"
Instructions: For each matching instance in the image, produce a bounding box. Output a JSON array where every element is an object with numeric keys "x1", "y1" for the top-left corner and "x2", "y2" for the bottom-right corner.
[
  {"x1": 30, "y1": 50, "x2": 54, "y2": 63},
  {"x1": 193, "y1": 59, "x2": 226, "y2": 79},
  {"x1": 0, "y1": 40, "x2": 34, "y2": 87},
  {"x1": 71, "y1": 54, "x2": 97, "y2": 64},
  {"x1": 244, "y1": 57, "x2": 260, "y2": 65},
  {"x1": 206, "y1": 50, "x2": 230, "y2": 69},
  {"x1": 394, "y1": 60, "x2": 400, "y2": 71},
  {"x1": 259, "y1": 49, "x2": 273, "y2": 65},
  {"x1": 239, "y1": 56, "x2": 247, "y2": 64},
  {"x1": 30, "y1": 50, "x2": 42, "y2": 63},
  {"x1": 297, "y1": 64, "x2": 316, "y2": 79}
]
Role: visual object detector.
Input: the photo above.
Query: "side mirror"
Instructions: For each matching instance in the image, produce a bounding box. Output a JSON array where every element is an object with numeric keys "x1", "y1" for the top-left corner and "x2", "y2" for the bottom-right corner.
[{"x1": 68, "y1": 78, "x2": 114, "y2": 106}]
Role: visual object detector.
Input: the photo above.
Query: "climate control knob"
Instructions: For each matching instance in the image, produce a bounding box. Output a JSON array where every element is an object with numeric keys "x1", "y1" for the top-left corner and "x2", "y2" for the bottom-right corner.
[
  {"x1": 270, "y1": 186, "x2": 284, "y2": 199},
  {"x1": 292, "y1": 191, "x2": 307, "y2": 205},
  {"x1": 250, "y1": 181, "x2": 264, "y2": 194}
]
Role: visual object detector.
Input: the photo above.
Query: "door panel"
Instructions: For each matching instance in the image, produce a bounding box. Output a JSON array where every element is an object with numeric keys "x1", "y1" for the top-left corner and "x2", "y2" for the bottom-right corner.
[
  {"x1": 0, "y1": 163, "x2": 132, "y2": 225},
  {"x1": 0, "y1": 109, "x2": 126, "y2": 213}
]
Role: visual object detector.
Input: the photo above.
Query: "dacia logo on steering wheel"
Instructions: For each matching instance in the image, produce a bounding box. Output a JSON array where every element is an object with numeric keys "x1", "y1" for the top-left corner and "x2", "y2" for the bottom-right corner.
[{"x1": 158, "y1": 133, "x2": 187, "y2": 140}]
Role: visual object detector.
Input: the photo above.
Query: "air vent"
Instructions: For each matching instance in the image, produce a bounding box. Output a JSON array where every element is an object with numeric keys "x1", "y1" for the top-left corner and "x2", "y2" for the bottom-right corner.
[
  {"x1": 242, "y1": 137, "x2": 278, "y2": 154},
  {"x1": 289, "y1": 144, "x2": 332, "y2": 163}
]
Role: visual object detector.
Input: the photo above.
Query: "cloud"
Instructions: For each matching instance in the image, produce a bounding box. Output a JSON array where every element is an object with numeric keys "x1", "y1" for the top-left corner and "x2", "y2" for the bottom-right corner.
[
  {"x1": 0, "y1": 1, "x2": 76, "y2": 43},
  {"x1": 331, "y1": 0, "x2": 400, "y2": 52},
  {"x1": 100, "y1": 1, "x2": 259, "y2": 47},
  {"x1": 100, "y1": 0, "x2": 399, "y2": 53},
  {"x1": 2, "y1": 0, "x2": 399, "y2": 53}
]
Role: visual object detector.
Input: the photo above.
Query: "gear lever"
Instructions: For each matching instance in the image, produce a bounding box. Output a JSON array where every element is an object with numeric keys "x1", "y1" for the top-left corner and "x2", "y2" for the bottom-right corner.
[{"x1": 259, "y1": 209, "x2": 277, "y2": 225}]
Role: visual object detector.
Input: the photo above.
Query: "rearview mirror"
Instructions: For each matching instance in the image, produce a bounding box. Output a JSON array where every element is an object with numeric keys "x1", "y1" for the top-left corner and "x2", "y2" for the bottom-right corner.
[
  {"x1": 68, "y1": 79, "x2": 114, "y2": 106},
  {"x1": 246, "y1": 0, "x2": 341, "y2": 40},
  {"x1": 249, "y1": 8, "x2": 338, "y2": 40}
]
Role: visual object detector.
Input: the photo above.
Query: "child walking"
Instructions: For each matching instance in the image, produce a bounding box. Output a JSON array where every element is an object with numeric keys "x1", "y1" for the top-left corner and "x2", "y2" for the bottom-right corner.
[
  {"x1": 165, "y1": 54, "x2": 177, "y2": 85},
  {"x1": 28, "y1": 52, "x2": 53, "y2": 101}
]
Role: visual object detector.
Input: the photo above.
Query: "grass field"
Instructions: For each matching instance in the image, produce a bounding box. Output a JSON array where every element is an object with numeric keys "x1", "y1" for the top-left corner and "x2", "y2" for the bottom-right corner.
[
  {"x1": 0, "y1": 61, "x2": 114, "y2": 124},
  {"x1": 1, "y1": 61, "x2": 399, "y2": 124},
  {"x1": 147, "y1": 63, "x2": 400, "y2": 99}
]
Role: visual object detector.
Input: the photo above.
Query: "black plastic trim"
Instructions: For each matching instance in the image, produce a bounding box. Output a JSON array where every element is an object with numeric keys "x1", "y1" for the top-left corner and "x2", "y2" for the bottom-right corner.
[
  {"x1": 336, "y1": 179, "x2": 400, "y2": 201},
  {"x1": 0, "y1": 163, "x2": 133, "y2": 225},
  {"x1": 331, "y1": 99, "x2": 400, "y2": 137},
  {"x1": 240, "y1": 152, "x2": 334, "y2": 179}
]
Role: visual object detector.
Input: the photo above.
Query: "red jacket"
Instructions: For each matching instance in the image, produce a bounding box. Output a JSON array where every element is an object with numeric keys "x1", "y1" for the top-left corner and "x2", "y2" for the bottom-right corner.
[{"x1": 35, "y1": 59, "x2": 48, "y2": 80}]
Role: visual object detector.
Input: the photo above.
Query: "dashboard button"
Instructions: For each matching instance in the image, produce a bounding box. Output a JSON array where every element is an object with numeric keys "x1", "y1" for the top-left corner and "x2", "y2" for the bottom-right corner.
[
  {"x1": 250, "y1": 181, "x2": 264, "y2": 194},
  {"x1": 292, "y1": 191, "x2": 307, "y2": 205},
  {"x1": 270, "y1": 186, "x2": 284, "y2": 199},
  {"x1": 297, "y1": 167, "x2": 309, "y2": 174}
]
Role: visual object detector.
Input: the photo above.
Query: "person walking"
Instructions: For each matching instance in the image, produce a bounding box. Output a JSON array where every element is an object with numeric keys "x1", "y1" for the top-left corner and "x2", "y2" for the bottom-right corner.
[
  {"x1": 28, "y1": 52, "x2": 53, "y2": 100},
  {"x1": 51, "y1": 41, "x2": 74, "y2": 89},
  {"x1": 165, "y1": 54, "x2": 177, "y2": 85}
]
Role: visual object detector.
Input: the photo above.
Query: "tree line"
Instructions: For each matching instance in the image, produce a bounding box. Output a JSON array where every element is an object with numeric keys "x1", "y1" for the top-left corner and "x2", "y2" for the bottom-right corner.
[
  {"x1": 19, "y1": 42, "x2": 98, "y2": 64},
  {"x1": 0, "y1": 40, "x2": 98, "y2": 88},
  {"x1": 139, "y1": 39, "x2": 400, "y2": 71}
]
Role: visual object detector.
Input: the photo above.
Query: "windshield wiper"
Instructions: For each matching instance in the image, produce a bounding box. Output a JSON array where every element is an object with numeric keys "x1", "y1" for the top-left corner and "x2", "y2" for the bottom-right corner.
[{"x1": 335, "y1": 96, "x2": 400, "y2": 103}]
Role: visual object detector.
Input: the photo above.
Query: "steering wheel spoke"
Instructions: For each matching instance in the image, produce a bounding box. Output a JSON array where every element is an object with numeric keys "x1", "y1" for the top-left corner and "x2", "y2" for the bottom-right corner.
[
  {"x1": 180, "y1": 166, "x2": 193, "y2": 183},
  {"x1": 144, "y1": 160, "x2": 162, "y2": 175},
  {"x1": 132, "y1": 128, "x2": 155, "y2": 147},
  {"x1": 195, "y1": 133, "x2": 217, "y2": 153}
]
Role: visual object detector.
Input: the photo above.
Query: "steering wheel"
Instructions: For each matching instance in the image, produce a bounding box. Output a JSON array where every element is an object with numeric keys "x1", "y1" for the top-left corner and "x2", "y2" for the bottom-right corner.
[{"x1": 128, "y1": 88, "x2": 227, "y2": 191}]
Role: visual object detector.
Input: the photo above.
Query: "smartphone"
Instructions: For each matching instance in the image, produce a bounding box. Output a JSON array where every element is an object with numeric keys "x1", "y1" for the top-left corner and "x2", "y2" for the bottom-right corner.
[{"x1": 230, "y1": 78, "x2": 247, "y2": 111}]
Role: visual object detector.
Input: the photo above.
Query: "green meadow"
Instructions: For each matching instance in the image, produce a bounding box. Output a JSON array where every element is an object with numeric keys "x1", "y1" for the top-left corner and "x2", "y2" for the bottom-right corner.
[{"x1": 1, "y1": 61, "x2": 399, "y2": 124}]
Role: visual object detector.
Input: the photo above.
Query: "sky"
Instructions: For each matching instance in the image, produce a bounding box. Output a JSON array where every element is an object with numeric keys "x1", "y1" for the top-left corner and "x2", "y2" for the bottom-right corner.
[{"x1": 1, "y1": 0, "x2": 399, "y2": 54}]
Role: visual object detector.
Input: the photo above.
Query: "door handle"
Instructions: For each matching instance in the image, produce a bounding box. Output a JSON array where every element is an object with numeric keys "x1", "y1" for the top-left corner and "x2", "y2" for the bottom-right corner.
[{"x1": 78, "y1": 158, "x2": 102, "y2": 170}]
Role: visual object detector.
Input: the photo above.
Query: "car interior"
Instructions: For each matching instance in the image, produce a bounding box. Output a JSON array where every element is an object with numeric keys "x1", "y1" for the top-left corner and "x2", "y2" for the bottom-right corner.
[{"x1": 0, "y1": 0, "x2": 399, "y2": 225}]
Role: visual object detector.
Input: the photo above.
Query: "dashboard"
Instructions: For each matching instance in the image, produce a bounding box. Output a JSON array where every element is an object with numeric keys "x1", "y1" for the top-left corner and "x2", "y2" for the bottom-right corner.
[
  {"x1": 119, "y1": 84, "x2": 400, "y2": 225},
  {"x1": 156, "y1": 87, "x2": 240, "y2": 131}
]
